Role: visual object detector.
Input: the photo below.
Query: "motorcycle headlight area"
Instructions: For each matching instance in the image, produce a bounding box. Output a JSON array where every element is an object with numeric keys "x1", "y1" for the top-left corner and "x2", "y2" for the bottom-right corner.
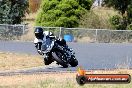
[
  {"x1": 42, "y1": 39, "x2": 53, "y2": 52},
  {"x1": 41, "y1": 44, "x2": 48, "y2": 51}
]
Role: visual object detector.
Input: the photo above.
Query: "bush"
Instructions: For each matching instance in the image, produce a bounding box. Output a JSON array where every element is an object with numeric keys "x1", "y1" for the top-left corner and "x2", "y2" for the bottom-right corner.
[
  {"x1": 79, "y1": 11, "x2": 101, "y2": 28},
  {"x1": 35, "y1": 0, "x2": 93, "y2": 28},
  {"x1": 103, "y1": 0, "x2": 132, "y2": 30},
  {"x1": 79, "y1": 9, "x2": 112, "y2": 29},
  {"x1": 0, "y1": 0, "x2": 28, "y2": 24},
  {"x1": 109, "y1": 15, "x2": 127, "y2": 30},
  {"x1": 127, "y1": 23, "x2": 132, "y2": 30}
]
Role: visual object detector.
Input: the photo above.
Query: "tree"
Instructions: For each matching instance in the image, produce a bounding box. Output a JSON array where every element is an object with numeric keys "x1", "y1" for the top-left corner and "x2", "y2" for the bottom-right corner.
[
  {"x1": 0, "y1": 0, "x2": 28, "y2": 24},
  {"x1": 103, "y1": 0, "x2": 130, "y2": 16},
  {"x1": 0, "y1": 0, "x2": 10, "y2": 24},
  {"x1": 36, "y1": 0, "x2": 93, "y2": 28},
  {"x1": 103, "y1": 0, "x2": 132, "y2": 30}
]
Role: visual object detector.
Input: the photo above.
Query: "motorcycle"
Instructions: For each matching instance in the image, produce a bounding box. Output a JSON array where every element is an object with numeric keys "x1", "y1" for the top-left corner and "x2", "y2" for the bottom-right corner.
[{"x1": 41, "y1": 36, "x2": 78, "y2": 68}]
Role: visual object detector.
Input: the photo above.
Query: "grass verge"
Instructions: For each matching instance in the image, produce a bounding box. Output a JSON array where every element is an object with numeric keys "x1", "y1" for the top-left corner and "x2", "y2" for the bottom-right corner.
[
  {"x1": 0, "y1": 52, "x2": 131, "y2": 88},
  {"x1": 0, "y1": 71, "x2": 132, "y2": 88},
  {"x1": 0, "y1": 52, "x2": 43, "y2": 71}
]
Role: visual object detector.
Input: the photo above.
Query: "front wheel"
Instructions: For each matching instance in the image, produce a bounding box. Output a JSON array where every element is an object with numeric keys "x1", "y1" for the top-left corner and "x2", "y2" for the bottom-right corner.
[
  {"x1": 43, "y1": 57, "x2": 53, "y2": 65},
  {"x1": 69, "y1": 56, "x2": 78, "y2": 67},
  {"x1": 52, "y1": 52, "x2": 68, "y2": 68}
]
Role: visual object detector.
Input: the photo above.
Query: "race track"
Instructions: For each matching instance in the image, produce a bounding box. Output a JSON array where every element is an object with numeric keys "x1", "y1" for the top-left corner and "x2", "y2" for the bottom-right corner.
[{"x1": 0, "y1": 41, "x2": 132, "y2": 72}]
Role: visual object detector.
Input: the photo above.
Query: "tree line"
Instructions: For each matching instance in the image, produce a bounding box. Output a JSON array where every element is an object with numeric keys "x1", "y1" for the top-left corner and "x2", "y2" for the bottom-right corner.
[
  {"x1": 0, "y1": 0, "x2": 131, "y2": 30},
  {"x1": 0, "y1": 0, "x2": 28, "y2": 24}
]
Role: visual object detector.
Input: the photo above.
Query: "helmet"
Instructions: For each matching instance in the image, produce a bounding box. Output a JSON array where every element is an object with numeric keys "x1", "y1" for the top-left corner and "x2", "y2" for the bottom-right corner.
[{"x1": 34, "y1": 27, "x2": 43, "y2": 39}]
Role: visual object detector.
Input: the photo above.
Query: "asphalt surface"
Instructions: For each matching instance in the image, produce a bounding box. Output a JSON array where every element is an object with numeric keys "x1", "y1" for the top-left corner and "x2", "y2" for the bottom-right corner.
[{"x1": 0, "y1": 41, "x2": 132, "y2": 73}]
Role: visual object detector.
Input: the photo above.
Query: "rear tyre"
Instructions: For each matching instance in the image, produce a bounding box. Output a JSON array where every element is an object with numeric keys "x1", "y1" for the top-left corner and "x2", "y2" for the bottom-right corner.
[{"x1": 52, "y1": 52, "x2": 68, "y2": 68}]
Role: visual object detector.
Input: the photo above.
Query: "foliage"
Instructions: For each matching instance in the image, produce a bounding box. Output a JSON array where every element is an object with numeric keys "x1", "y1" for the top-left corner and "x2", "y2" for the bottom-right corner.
[
  {"x1": 36, "y1": 0, "x2": 93, "y2": 28},
  {"x1": 0, "y1": 0, "x2": 28, "y2": 24},
  {"x1": 127, "y1": 3, "x2": 132, "y2": 24},
  {"x1": 103, "y1": 0, "x2": 132, "y2": 30},
  {"x1": 127, "y1": 23, "x2": 132, "y2": 30},
  {"x1": 0, "y1": 0, "x2": 10, "y2": 24},
  {"x1": 79, "y1": 10, "x2": 112, "y2": 29},
  {"x1": 102, "y1": 0, "x2": 130, "y2": 15},
  {"x1": 79, "y1": 11, "x2": 101, "y2": 28},
  {"x1": 109, "y1": 15, "x2": 125, "y2": 30}
]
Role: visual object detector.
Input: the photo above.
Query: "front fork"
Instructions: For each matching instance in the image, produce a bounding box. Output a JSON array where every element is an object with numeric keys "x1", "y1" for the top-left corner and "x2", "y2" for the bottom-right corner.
[{"x1": 63, "y1": 47, "x2": 76, "y2": 63}]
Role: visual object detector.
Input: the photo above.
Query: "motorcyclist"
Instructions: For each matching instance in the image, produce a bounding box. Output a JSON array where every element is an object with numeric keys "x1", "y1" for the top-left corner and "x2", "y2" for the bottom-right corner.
[
  {"x1": 34, "y1": 27, "x2": 69, "y2": 65},
  {"x1": 34, "y1": 27, "x2": 54, "y2": 65}
]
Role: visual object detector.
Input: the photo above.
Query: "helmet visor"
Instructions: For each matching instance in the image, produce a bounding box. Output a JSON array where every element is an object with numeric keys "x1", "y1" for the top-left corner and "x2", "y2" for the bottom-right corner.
[{"x1": 35, "y1": 33, "x2": 43, "y2": 39}]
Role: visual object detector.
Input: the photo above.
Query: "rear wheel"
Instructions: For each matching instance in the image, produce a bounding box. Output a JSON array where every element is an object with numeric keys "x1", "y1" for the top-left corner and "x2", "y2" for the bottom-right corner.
[{"x1": 52, "y1": 52, "x2": 68, "y2": 68}]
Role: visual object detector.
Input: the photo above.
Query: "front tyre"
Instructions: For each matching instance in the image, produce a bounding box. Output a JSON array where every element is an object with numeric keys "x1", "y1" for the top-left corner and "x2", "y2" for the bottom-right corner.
[
  {"x1": 69, "y1": 56, "x2": 78, "y2": 67},
  {"x1": 43, "y1": 57, "x2": 53, "y2": 65},
  {"x1": 52, "y1": 52, "x2": 68, "y2": 68}
]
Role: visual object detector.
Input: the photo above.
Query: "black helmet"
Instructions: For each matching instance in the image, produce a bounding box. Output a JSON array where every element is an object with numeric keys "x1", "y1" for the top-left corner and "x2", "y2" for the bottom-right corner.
[{"x1": 34, "y1": 27, "x2": 43, "y2": 39}]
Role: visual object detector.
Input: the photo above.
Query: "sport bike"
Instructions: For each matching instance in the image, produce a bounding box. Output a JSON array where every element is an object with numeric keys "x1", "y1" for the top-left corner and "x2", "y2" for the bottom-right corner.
[{"x1": 41, "y1": 36, "x2": 78, "y2": 68}]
